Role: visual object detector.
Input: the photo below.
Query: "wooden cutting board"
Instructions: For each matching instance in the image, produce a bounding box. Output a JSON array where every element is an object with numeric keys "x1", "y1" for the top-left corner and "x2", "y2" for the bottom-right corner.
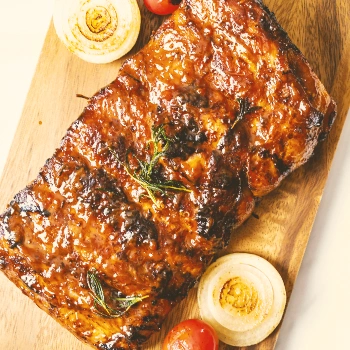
[{"x1": 0, "y1": 0, "x2": 349, "y2": 349}]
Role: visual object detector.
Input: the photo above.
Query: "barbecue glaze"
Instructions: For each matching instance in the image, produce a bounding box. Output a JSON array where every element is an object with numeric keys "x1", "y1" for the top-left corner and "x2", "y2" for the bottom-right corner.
[{"x1": 0, "y1": 0, "x2": 336, "y2": 349}]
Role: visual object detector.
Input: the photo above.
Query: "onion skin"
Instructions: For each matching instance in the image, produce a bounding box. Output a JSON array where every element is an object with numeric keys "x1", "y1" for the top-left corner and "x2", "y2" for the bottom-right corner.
[
  {"x1": 53, "y1": 0, "x2": 141, "y2": 64},
  {"x1": 197, "y1": 253, "x2": 287, "y2": 347}
]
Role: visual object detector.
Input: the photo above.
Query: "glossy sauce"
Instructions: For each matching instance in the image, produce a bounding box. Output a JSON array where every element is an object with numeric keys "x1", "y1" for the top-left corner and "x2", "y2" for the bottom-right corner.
[{"x1": 0, "y1": 0, "x2": 336, "y2": 349}]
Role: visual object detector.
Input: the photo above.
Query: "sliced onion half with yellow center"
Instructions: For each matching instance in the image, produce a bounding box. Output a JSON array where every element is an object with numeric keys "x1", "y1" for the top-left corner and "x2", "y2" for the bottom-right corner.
[
  {"x1": 198, "y1": 253, "x2": 286, "y2": 347},
  {"x1": 53, "y1": 0, "x2": 141, "y2": 64}
]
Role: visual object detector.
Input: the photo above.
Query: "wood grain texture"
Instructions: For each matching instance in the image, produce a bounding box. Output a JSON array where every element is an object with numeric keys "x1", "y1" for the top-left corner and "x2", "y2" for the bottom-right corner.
[{"x1": 0, "y1": 0, "x2": 349, "y2": 349}]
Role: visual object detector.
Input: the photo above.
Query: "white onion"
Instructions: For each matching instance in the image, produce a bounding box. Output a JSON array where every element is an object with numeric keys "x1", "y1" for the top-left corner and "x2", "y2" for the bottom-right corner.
[
  {"x1": 53, "y1": 0, "x2": 141, "y2": 64},
  {"x1": 198, "y1": 253, "x2": 286, "y2": 347}
]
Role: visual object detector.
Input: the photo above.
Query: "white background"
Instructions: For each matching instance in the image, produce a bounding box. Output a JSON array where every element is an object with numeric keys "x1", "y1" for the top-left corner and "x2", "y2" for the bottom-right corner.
[{"x1": 0, "y1": 1, "x2": 349, "y2": 349}]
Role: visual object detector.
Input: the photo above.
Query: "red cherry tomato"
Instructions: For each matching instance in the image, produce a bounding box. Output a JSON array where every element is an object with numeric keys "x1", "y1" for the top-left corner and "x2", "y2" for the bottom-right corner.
[
  {"x1": 143, "y1": 0, "x2": 182, "y2": 15},
  {"x1": 163, "y1": 319, "x2": 219, "y2": 350}
]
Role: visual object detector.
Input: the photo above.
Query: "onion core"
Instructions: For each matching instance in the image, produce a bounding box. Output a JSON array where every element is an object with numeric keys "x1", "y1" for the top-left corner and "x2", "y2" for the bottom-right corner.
[{"x1": 198, "y1": 253, "x2": 286, "y2": 347}]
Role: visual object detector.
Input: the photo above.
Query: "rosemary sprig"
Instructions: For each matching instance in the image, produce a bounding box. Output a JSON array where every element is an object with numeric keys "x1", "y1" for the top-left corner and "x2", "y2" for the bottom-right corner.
[
  {"x1": 87, "y1": 269, "x2": 148, "y2": 318},
  {"x1": 232, "y1": 98, "x2": 262, "y2": 129},
  {"x1": 110, "y1": 124, "x2": 191, "y2": 207}
]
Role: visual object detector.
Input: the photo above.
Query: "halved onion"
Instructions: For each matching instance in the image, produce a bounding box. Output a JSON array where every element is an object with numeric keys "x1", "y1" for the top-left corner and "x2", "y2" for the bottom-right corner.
[
  {"x1": 53, "y1": 0, "x2": 141, "y2": 64},
  {"x1": 198, "y1": 253, "x2": 286, "y2": 347}
]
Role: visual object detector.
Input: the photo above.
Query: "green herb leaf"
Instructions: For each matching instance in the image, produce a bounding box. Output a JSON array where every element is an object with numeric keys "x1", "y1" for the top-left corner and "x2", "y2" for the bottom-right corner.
[
  {"x1": 114, "y1": 295, "x2": 149, "y2": 312},
  {"x1": 232, "y1": 98, "x2": 262, "y2": 129},
  {"x1": 87, "y1": 269, "x2": 148, "y2": 318},
  {"x1": 110, "y1": 124, "x2": 191, "y2": 207}
]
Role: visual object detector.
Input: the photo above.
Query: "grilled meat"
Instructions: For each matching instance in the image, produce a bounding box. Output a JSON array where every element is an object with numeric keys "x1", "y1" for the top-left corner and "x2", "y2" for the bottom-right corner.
[{"x1": 0, "y1": 0, "x2": 336, "y2": 349}]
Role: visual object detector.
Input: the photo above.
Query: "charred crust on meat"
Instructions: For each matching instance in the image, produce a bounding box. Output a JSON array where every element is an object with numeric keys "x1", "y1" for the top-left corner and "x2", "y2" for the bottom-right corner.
[
  {"x1": 80, "y1": 168, "x2": 127, "y2": 204},
  {"x1": 130, "y1": 321, "x2": 160, "y2": 332},
  {"x1": 217, "y1": 215, "x2": 238, "y2": 246},
  {"x1": 5, "y1": 230, "x2": 22, "y2": 249},
  {"x1": 20, "y1": 273, "x2": 39, "y2": 291},
  {"x1": 125, "y1": 326, "x2": 149, "y2": 344},
  {"x1": 166, "y1": 119, "x2": 207, "y2": 160},
  {"x1": 318, "y1": 131, "x2": 328, "y2": 142},
  {"x1": 175, "y1": 272, "x2": 198, "y2": 298},
  {"x1": 142, "y1": 314, "x2": 161, "y2": 324},
  {"x1": 259, "y1": 11, "x2": 286, "y2": 40},
  {"x1": 156, "y1": 105, "x2": 163, "y2": 114},
  {"x1": 306, "y1": 110, "x2": 325, "y2": 129},
  {"x1": 110, "y1": 135, "x2": 127, "y2": 161},
  {"x1": 149, "y1": 263, "x2": 173, "y2": 295},
  {"x1": 176, "y1": 86, "x2": 209, "y2": 109},
  {"x1": 257, "y1": 3, "x2": 298, "y2": 52},
  {"x1": 196, "y1": 209, "x2": 215, "y2": 239},
  {"x1": 219, "y1": 126, "x2": 249, "y2": 155},
  {"x1": 1, "y1": 209, "x2": 23, "y2": 248},
  {"x1": 272, "y1": 154, "x2": 291, "y2": 176},
  {"x1": 160, "y1": 271, "x2": 197, "y2": 301},
  {"x1": 327, "y1": 110, "x2": 337, "y2": 129},
  {"x1": 258, "y1": 148, "x2": 270, "y2": 159},
  {"x1": 98, "y1": 343, "x2": 124, "y2": 350},
  {"x1": 206, "y1": 150, "x2": 240, "y2": 190},
  {"x1": 119, "y1": 210, "x2": 158, "y2": 247},
  {"x1": 211, "y1": 165, "x2": 238, "y2": 190},
  {"x1": 13, "y1": 190, "x2": 51, "y2": 217},
  {"x1": 0, "y1": 256, "x2": 6, "y2": 268}
]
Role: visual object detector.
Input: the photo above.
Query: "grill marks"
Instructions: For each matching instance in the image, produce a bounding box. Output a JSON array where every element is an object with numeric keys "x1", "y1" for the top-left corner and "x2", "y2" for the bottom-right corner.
[
  {"x1": 78, "y1": 167, "x2": 128, "y2": 227},
  {"x1": 165, "y1": 118, "x2": 207, "y2": 160}
]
